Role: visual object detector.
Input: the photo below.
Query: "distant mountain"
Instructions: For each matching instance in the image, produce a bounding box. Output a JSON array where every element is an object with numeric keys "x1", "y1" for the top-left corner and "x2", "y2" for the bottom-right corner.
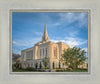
[{"x1": 12, "y1": 53, "x2": 21, "y2": 63}]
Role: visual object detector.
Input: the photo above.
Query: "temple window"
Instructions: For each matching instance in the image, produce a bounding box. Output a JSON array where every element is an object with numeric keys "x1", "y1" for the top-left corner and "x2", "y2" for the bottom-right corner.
[
  {"x1": 56, "y1": 47, "x2": 57, "y2": 59},
  {"x1": 46, "y1": 48, "x2": 47, "y2": 57},
  {"x1": 40, "y1": 49, "x2": 41, "y2": 58},
  {"x1": 43, "y1": 48, "x2": 44, "y2": 57},
  {"x1": 54, "y1": 47, "x2": 57, "y2": 59}
]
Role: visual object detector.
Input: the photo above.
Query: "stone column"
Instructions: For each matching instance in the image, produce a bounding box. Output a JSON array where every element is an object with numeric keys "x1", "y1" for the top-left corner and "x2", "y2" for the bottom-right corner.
[
  {"x1": 48, "y1": 42, "x2": 53, "y2": 69},
  {"x1": 24, "y1": 52, "x2": 26, "y2": 61}
]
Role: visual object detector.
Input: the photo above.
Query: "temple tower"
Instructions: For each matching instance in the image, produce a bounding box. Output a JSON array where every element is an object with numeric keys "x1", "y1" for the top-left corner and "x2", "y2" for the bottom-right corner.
[{"x1": 42, "y1": 18, "x2": 49, "y2": 42}]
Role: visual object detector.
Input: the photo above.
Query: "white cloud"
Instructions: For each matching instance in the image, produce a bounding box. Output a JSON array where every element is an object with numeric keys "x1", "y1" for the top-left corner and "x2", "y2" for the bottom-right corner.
[
  {"x1": 66, "y1": 37, "x2": 87, "y2": 45},
  {"x1": 34, "y1": 31, "x2": 43, "y2": 36},
  {"x1": 13, "y1": 37, "x2": 42, "y2": 54},
  {"x1": 59, "y1": 13, "x2": 75, "y2": 23},
  {"x1": 13, "y1": 41, "x2": 16, "y2": 44},
  {"x1": 66, "y1": 40, "x2": 87, "y2": 48},
  {"x1": 81, "y1": 48, "x2": 88, "y2": 58},
  {"x1": 69, "y1": 31, "x2": 79, "y2": 37},
  {"x1": 82, "y1": 48, "x2": 88, "y2": 52},
  {"x1": 13, "y1": 37, "x2": 41, "y2": 47},
  {"x1": 52, "y1": 22, "x2": 61, "y2": 26},
  {"x1": 51, "y1": 37, "x2": 87, "y2": 48},
  {"x1": 13, "y1": 37, "x2": 87, "y2": 54},
  {"x1": 59, "y1": 12, "x2": 87, "y2": 27},
  {"x1": 47, "y1": 22, "x2": 61, "y2": 28},
  {"x1": 13, "y1": 49, "x2": 21, "y2": 55}
]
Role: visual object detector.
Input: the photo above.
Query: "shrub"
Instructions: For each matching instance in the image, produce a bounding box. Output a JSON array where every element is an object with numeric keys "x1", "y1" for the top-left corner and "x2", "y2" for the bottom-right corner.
[
  {"x1": 44, "y1": 67, "x2": 49, "y2": 69},
  {"x1": 26, "y1": 67, "x2": 35, "y2": 71},
  {"x1": 61, "y1": 69, "x2": 65, "y2": 71},
  {"x1": 54, "y1": 67, "x2": 59, "y2": 69},
  {"x1": 69, "y1": 68, "x2": 72, "y2": 71}
]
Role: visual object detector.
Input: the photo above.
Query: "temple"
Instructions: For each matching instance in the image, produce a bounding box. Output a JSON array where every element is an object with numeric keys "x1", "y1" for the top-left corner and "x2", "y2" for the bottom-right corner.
[{"x1": 21, "y1": 19, "x2": 70, "y2": 69}]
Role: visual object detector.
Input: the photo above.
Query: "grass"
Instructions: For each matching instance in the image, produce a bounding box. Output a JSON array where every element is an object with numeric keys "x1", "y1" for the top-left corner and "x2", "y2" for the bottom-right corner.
[
  {"x1": 12, "y1": 68, "x2": 88, "y2": 72},
  {"x1": 13, "y1": 69, "x2": 36, "y2": 72},
  {"x1": 56, "y1": 68, "x2": 88, "y2": 72},
  {"x1": 12, "y1": 68, "x2": 46, "y2": 72}
]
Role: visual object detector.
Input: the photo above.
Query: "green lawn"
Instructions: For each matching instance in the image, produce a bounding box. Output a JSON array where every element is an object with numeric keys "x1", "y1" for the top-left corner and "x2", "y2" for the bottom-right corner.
[
  {"x1": 12, "y1": 68, "x2": 88, "y2": 72},
  {"x1": 13, "y1": 69, "x2": 36, "y2": 72},
  {"x1": 56, "y1": 69, "x2": 88, "y2": 72},
  {"x1": 12, "y1": 69, "x2": 44, "y2": 72}
]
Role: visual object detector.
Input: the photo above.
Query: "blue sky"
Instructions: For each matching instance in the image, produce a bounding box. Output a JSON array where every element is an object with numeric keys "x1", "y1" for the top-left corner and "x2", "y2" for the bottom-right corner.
[{"x1": 12, "y1": 12, "x2": 88, "y2": 57}]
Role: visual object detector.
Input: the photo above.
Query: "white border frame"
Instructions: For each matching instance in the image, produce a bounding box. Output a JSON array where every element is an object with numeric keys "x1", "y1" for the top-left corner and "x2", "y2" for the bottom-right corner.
[{"x1": 0, "y1": 0, "x2": 100, "y2": 84}]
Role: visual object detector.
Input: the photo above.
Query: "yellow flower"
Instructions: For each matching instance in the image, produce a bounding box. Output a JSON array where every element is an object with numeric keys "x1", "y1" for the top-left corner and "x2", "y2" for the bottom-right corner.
[
  {"x1": 69, "y1": 68, "x2": 72, "y2": 71},
  {"x1": 44, "y1": 67, "x2": 49, "y2": 69}
]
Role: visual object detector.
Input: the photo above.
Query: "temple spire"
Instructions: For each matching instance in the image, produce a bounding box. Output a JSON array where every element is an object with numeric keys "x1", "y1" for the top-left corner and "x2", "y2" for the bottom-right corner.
[{"x1": 42, "y1": 18, "x2": 49, "y2": 42}]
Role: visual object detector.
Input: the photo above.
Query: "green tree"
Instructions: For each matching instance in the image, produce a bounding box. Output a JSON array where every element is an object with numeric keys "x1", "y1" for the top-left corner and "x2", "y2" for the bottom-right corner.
[
  {"x1": 61, "y1": 46, "x2": 86, "y2": 72},
  {"x1": 15, "y1": 61, "x2": 20, "y2": 69},
  {"x1": 42, "y1": 57, "x2": 49, "y2": 69}
]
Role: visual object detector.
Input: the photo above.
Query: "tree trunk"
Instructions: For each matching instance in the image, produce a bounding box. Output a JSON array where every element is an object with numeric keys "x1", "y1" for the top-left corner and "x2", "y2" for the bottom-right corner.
[
  {"x1": 73, "y1": 68, "x2": 75, "y2": 72},
  {"x1": 73, "y1": 64, "x2": 76, "y2": 72}
]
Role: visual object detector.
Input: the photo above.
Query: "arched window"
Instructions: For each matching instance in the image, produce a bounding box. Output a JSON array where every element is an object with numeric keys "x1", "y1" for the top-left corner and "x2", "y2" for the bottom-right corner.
[
  {"x1": 46, "y1": 48, "x2": 47, "y2": 57},
  {"x1": 22, "y1": 54, "x2": 24, "y2": 59},
  {"x1": 54, "y1": 47, "x2": 56, "y2": 57},
  {"x1": 59, "y1": 61, "x2": 61, "y2": 69},
  {"x1": 31, "y1": 63, "x2": 33, "y2": 67},
  {"x1": 43, "y1": 48, "x2": 44, "y2": 57},
  {"x1": 28, "y1": 63, "x2": 30, "y2": 67},
  {"x1": 37, "y1": 50, "x2": 38, "y2": 59},
  {"x1": 56, "y1": 47, "x2": 57, "y2": 59},
  {"x1": 53, "y1": 62, "x2": 54, "y2": 69},
  {"x1": 40, "y1": 62, "x2": 42, "y2": 69},
  {"x1": 54, "y1": 47, "x2": 57, "y2": 59},
  {"x1": 40, "y1": 49, "x2": 41, "y2": 59},
  {"x1": 63, "y1": 63, "x2": 64, "y2": 67}
]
